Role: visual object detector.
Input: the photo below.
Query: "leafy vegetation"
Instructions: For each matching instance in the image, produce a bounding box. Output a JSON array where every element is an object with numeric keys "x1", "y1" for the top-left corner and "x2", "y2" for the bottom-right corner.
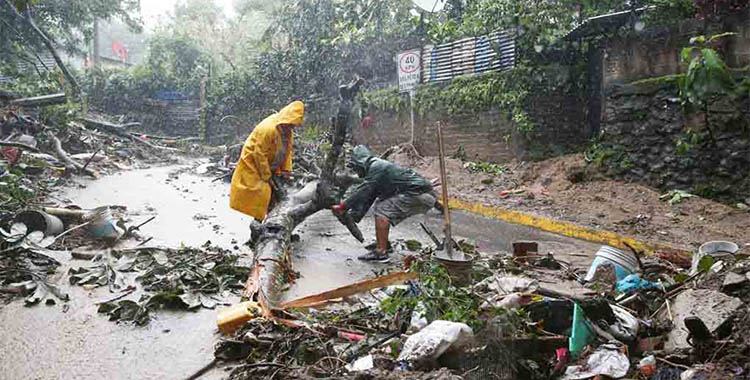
[
  {"x1": 363, "y1": 63, "x2": 583, "y2": 137},
  {"x1": 464, "y1": 161, "x2": 507, "y2": 175},
  {"x1": 380, "y1": 260, "x2": 482, "y2": 331}
]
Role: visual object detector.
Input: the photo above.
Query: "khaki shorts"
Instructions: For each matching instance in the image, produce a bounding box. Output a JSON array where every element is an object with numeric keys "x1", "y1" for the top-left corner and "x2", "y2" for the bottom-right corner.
[{"x1": 373, "y1": 192, "x2": 436, "y2": 226}]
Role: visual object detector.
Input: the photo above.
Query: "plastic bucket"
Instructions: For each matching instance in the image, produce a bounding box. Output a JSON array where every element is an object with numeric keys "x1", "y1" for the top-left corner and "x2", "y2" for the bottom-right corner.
[
  {"x1": 84, "y1": 207, "x2": 121, "y2": 239},
  {"x1": 584, "y1": 246, "x2": 638, "y2": 283},
  {"x1": 14, "y1": 210, "x2": 64, "y2": 236},
  {"x1": 690, "y1": 241, "x2": 740, "y2": 275}
]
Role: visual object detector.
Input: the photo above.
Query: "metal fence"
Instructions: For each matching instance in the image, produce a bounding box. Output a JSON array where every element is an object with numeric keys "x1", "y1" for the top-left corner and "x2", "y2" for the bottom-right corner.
[{"x1": 422, "y1": 30, "x2": 516, "y2": 83}]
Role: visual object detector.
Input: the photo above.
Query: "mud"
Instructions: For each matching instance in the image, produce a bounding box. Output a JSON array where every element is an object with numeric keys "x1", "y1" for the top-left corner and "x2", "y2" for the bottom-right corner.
[{"x1": 392, "y1": 152, "x2": 750, "y2": 251}]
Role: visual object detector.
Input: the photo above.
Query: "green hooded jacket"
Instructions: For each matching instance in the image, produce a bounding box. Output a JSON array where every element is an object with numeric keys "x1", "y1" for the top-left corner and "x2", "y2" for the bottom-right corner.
[{"x1": 344, "y1": 145, "x2": 433, "y2": 221}]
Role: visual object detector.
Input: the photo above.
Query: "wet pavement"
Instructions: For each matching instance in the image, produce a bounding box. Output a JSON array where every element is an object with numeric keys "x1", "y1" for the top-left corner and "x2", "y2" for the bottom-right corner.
[
  {"x1": 0, "y1": 163, "x2": 242, "y2": 380},
  {"x1": 0, "y1": 163, "x2": 601, "y2": 380}
]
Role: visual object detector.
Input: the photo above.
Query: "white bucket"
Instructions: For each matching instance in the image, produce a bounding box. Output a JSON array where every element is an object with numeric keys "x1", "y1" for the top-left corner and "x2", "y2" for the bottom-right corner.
[{"x1": 584, "y1": 246, "x2": 639, "y2": 282}]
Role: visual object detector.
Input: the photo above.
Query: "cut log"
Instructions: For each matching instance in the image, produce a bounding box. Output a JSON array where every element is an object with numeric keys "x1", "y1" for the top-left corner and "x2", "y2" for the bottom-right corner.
[
  {"x1": 9, "y1": 93, "x2": 66, "y2": 107},
  {"x1": 80, "y1": 118, "x2": 182, "y2": 152},
  {"x1": 46, "y1": 132, "x2": 97, "y2": 178},
  {"x1": 322, "y1": 77, "x2": 364, "y2": 182}
]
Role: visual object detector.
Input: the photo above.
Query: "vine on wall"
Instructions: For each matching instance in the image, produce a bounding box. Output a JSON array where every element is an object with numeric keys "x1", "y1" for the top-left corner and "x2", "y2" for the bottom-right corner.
[{"x1": 362, "y1": 63, "x2": 585, "y2": 137}]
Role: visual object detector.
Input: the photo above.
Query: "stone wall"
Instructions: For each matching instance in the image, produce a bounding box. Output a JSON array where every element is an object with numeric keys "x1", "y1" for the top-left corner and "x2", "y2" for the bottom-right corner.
[
  {"x1": 352, "y1": 89, "x2": 588, "y2": 162},
  {"x1": 600, "y1": 82, "x2": 750, "y2": 203}
]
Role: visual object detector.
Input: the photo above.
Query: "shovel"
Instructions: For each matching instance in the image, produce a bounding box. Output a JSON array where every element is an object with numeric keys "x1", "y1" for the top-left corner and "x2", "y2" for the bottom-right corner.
[{"x1": 434, "y1": 122, "x2": 464, "y2": 261}]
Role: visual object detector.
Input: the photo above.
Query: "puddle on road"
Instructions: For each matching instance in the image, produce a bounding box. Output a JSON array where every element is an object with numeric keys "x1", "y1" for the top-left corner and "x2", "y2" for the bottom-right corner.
[{"x1": 0, "y1": 163, "x2": 248, "y2": 380}]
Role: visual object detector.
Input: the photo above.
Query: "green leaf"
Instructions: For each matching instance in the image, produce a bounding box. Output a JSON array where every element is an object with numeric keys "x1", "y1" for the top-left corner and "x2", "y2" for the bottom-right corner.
[
  {"x1": 689, "y1": 35, "x2": 706, "y2": 45},
  {"x1": 698, "y1": 255, "x2": 716, "y2": 273}
]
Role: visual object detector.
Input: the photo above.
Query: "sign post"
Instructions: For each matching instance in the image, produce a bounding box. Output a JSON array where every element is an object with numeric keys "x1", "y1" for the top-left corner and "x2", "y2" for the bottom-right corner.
[{"x1": 397, "y1": 49, "x2": 421, "y2": 145}]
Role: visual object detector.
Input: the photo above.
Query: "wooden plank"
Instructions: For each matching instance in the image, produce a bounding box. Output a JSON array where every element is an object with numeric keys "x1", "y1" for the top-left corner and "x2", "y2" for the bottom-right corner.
[{"x1": 280, "y1": 271, "x2": 417, "y2": 309}]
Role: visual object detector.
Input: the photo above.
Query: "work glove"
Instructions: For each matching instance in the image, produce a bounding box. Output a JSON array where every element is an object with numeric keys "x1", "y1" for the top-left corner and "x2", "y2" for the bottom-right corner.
[{"x1": 331, "y1": 202, "x2": 346, "y2": 215}]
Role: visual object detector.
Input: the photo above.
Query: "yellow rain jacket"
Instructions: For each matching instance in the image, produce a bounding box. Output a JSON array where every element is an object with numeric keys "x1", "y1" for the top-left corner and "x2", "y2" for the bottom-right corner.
[{"x1": 230, "y1": 101, "x2": 304, "y2": 220}]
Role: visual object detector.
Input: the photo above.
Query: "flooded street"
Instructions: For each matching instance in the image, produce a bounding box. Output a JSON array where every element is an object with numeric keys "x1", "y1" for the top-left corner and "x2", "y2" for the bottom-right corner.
[
  {"x1": 1, "y1": 163, "x2": 599, "y2": 380},
  {"x1": 0, "y1": 162, "x2": 246, "y2": 380}
]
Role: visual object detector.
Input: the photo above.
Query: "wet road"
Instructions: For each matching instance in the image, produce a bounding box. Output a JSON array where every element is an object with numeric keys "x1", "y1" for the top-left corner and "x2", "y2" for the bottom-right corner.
[
  {"x1": 0, "y1": 163, "x2": 600, "y2": 380},
  {"x1": 0, "y1": 163, "x2": 243, "y2": 380}
]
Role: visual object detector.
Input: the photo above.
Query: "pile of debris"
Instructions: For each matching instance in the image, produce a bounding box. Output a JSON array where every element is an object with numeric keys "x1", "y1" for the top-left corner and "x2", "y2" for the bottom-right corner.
[
  {"x1": 0, "y1": 92, "x2": 227, "y2": 310},
  {"x1": 208, "y1": 235, "x2": 748, "y2": 380}
]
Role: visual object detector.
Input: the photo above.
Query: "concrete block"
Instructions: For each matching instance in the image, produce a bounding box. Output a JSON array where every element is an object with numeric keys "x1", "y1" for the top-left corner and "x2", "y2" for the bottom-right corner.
[{"x1": 662, "y1": 289, "x2": 743, "y2": 351}]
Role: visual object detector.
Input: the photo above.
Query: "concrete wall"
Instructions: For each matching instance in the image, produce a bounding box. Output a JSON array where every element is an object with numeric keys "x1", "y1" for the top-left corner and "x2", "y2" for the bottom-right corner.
[
  {"x1": 353, "y1": 89, "x2": 588, "y2": 162},
  {"x1": 354, "y1": 108, "x2": 516, "y2": 162},
  {"x1": 603, "y1": 15, "x2": 750, "y2": 88}
]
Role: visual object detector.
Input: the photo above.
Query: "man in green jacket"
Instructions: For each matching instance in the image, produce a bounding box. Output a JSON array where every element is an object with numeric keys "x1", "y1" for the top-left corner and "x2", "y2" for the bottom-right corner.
[{"x1": 331, "y1": 145, "x2": 437, "y2": 263}]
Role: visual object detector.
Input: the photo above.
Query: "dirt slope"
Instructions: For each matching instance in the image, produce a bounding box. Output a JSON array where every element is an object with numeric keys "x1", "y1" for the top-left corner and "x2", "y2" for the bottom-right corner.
[{"x1": 392, "y1": 150, "x2": 749, "y2": 251}]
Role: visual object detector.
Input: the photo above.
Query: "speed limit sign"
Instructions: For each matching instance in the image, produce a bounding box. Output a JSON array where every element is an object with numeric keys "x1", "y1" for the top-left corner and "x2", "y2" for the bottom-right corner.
[{"x1": 397, "y1": 49, "x2": 421, "y2": 93}]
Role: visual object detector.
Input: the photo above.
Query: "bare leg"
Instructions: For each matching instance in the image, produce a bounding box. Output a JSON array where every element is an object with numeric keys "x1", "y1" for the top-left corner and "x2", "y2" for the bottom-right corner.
[{"x1": 375, "y1": 216, "x2": 390, "y2": 256}]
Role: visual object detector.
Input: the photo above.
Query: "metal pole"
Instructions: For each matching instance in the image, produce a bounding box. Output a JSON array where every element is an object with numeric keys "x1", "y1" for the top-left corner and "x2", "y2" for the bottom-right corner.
[
  {"x1": 436, "y1": 121, "x2": 453, "y2": 258},
  {"x1": 409, "y1": 90, "x2": 415, "y2": 145}
]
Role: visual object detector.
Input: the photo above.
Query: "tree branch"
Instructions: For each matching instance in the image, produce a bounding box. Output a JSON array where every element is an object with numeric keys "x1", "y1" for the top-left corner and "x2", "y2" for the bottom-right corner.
[{"x1": 1, "y1": 0, "x2": 81, "y2": 95}]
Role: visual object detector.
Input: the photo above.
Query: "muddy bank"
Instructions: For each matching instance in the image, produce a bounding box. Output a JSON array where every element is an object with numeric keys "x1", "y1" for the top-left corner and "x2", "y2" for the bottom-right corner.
[{"x1": 392, "y1": 152, "x2": 749, "y2": 251}]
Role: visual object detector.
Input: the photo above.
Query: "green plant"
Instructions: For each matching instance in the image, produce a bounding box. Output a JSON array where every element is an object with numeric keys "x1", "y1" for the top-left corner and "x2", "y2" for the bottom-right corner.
[
  {"x1": 380, "y1": 260, "x2": 482, "y2": 330},
  {"x1": 660, "y1": 189, "x2": 696, "y2": 204},
  {"x1": 679, "y1": 33, "x2": 737, "y2": 143},
  {"x1": 464, "y1": 161, "x2": 507, "y2": 175}
]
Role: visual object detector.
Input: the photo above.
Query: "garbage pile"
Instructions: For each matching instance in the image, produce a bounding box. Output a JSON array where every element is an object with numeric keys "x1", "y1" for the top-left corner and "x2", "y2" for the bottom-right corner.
[{"x1": 214, "y1": 237, "x2": 748, "y2": 380}]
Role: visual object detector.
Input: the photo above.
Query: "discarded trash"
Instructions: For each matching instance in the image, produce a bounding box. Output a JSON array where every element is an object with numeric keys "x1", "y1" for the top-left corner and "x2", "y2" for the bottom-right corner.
[
  {"x1": 14, "y1": 210, "x2": 63, "y2": 236},
  {"x1": 83, "y1": 207, "x2": 123, "y2": 239},
  {"x1": 409, "y1": 301, "x2": 428, "y2": 332},
  {"x1": 690, "y1": 241, "x2": 739, "y2": 275},
  {"x1": 478, "y1": 274, "x2": 539, "y2": 294},
  {"x1": 616, "y1": 274, "x2": 658, "y2": 294},
  {"x1": 609, "y1": 304, "x2": 640, "y2": 342},
  {"x1": 217, "y1": 301, "x2": 263, "y2": 335},
  {"x1": 561, "y1": 344, "x2": 630, "y2": 380},
  {"x1": 639, "y1": 355, "x2": 657, "y2": 376},
  {"x1": 584, "y1": 246, "x2": 638, "y2": 282},
  {"x1": 398, "y1": 320, "x2": 474, "y2": 369},
  {"x1": 512, "y1": 241, "x2": 538, "y2": 263},
  {"x1": 345, "y1": 354, "x2": 374, "y2": 372},
  {"x1": 568, "y1": 303, "x2": 594, "y2": 357}
]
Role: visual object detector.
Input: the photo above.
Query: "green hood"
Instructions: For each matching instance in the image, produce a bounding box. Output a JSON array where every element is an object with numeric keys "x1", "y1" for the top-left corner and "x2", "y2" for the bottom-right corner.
[{"x1": 348, "y1": 145, "x2": 373, "y2": 172}]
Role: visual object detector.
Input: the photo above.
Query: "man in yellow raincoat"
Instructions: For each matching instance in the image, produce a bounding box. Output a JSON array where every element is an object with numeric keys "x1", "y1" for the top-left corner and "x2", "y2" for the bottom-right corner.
[{"x1": 230, "y1": 101, "x2": 304, "y2": 221}]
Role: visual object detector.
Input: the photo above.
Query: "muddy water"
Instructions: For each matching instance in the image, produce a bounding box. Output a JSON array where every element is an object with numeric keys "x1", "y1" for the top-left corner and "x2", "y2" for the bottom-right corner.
[{"x1": 0, "y1": 163, "x2": 247, "y2": 380}]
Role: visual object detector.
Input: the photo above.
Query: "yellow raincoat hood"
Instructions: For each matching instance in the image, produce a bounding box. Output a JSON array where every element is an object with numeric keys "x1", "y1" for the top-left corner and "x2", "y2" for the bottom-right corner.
[{"x1": 229, "y1": 101, "x2": 305, "y2": 220}]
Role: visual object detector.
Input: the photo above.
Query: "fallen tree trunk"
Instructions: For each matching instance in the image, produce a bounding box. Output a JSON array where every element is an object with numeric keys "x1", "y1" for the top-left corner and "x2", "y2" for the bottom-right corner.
[
  {"x1": 81, "y1": 118, "x2": 182, "y2": 152},
  {"x1": 248, "y1": 78, "x2": 365, "y2": 308},
  {"x1": 46, "y1": 132, "x2": 97, "y2": 177},
  {"x1": 9, "y1": 93, "x2": 66, "y2": 107}
]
